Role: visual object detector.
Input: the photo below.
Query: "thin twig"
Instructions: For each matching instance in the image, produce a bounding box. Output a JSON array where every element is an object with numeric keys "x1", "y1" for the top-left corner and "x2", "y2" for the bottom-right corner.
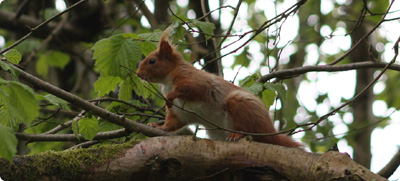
[
  {"x1": 292, "y1": 36, "x2": 400, "y2": 134},
  {"x1": 0, "y1": 0, "x2": 88, "y2": 55},
  {"x1": 16, "y1": 128, "x2": 131, "y2": 142},
  {"x1": 200, "y1": 0, "x2": 307, "y2": 68},
  {"x1": 23, "y1": 10, "x2": 70, "y2": 65},
  {"x1": 328, "y1": 0, "x2": 395, "y2": 65}
]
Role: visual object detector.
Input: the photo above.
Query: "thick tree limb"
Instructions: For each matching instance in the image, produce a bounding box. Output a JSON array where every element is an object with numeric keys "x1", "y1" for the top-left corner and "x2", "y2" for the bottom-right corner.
[
  {"x1": 0, "y1": 136, "x2": 385, "y2": 180},
  {"x1": 378, "y1": 148, "x2": 400, "y2": 178}
]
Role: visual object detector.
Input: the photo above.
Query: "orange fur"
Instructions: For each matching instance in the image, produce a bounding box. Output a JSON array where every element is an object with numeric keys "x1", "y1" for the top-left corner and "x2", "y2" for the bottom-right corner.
[{"x1": 136, "y1": 26, "x2": 302, "y2": 148}]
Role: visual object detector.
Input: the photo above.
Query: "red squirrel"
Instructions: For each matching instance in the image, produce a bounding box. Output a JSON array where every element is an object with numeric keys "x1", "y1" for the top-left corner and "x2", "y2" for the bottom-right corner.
[{"x1": 136, "y1": 27, "x2": 302, "y2": 147}]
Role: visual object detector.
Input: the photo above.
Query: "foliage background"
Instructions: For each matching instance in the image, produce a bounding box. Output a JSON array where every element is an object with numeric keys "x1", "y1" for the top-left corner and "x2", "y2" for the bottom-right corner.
[{"x1": 0, "y1": 0, "x2": 399, "y2": 179}]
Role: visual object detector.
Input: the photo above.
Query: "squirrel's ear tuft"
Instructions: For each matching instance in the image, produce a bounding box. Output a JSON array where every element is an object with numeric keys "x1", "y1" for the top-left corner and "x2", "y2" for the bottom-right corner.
[{"x1": 159, "y1": 40, "x2": 173, "y2": 57}]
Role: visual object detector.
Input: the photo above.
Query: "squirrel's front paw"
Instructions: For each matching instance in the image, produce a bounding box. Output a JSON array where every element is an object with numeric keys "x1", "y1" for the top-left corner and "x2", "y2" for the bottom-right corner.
[
  {"x1": 148, "y1": 122, "x2": 169, "y2": 131},
  {"x1": 148, "y1": 122, "x2": 162, "y2": 128},
  {"x1": 226, "y1": 132, "x2": 244, "y2": 142}
]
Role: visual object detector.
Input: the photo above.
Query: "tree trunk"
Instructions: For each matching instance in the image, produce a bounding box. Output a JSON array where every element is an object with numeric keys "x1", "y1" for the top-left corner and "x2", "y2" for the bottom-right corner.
[{"x1": 347, "y1": 1, "x2": 375, "y2": 169}]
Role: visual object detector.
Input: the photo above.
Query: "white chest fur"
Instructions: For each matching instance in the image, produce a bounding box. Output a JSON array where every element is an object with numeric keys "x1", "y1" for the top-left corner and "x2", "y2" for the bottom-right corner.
[{"x1": 158, "y1": 78, "x2": 232, "y2": 140}]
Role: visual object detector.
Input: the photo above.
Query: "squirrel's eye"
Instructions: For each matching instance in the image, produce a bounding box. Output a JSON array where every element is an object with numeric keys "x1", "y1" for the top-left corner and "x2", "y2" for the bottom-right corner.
[{"x1": 149, "y1": 58, "x2": 156, "y2": 64}]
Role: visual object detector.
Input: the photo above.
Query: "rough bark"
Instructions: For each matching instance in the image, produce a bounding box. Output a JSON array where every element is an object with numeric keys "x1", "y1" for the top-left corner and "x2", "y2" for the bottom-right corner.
[{"x1": 0, "y1": 136, "x2": 386, "y2": 181}]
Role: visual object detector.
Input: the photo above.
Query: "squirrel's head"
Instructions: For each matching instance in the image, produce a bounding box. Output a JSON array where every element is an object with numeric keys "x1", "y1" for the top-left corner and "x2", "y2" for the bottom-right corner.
[{"x1": 136, "y1": 27, "x2": 180, "y2": 83}]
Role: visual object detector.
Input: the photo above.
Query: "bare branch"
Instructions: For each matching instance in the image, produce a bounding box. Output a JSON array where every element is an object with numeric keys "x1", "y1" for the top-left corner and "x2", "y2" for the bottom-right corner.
[
  {"x1": 16, "y1": 129, "x2": 130, "y2": 142},
  {"x1": 257, "y1": 62, "x2": 400, "y2": 83},
  {"x1": 378, "y1": 148, "x2": 400, "y2": 178},
  {"x1": 217, "y1": 0, "x2": 242, "y2": 49}
]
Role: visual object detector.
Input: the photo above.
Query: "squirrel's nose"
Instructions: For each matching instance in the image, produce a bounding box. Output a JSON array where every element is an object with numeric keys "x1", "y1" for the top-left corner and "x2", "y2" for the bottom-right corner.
[{"x1": 136, "y1": 70, "x2": 146, "y2": 80}]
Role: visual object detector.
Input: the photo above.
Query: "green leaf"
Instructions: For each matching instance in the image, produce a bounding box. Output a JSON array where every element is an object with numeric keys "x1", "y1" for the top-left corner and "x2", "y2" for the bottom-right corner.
[
  {"x1": 94, "y1": 76, "x2": 122, "y2": 97},
  {"x1": 192, "y1": 20, "x2": 215, "y2": 40},
  {"x1": 45, "y1": 51, "x2": 70, "y2": 69},
  {"x1": 0, "y1": 60, "x2": 18, "y2": 80},
  {"x1": 99, "y1": 119, "x2": 123, "y2": 132},
  {"x1": 36, "y1": 51, "x2": 70, "y2": 76},
  {"x1": 173, "y1": 14, "x2": 190, "y2": 22},
  {"x1": 264, "y1": 82, "x2": 287, "y2": 102},
  {"x1": 231, "y1": 47, "x2": 250, "y2": 69},
  {"x1": 239, "y1": 73, "x2": 261, "y2": 87},
  {"x1": 138, "y1": 41, "x2": 157, "y2": 57},
  {"x1": 118, "y1": 78, "x2": 133, "y2": 101},
  {"x1": 0, "y1": 80, "x2": 39, "y2": 129},
  {"x1": 122, "y1": 33, "x2": 139, "y2": 39},
  {"x1": 138, "y1": 31, "x2": 163, "y2": 43},
  {"x1": 0, "y1": 124, "x2": 17, "y2": 162},
  {"x1": 8, "y1": 39, "x2": 41, "y2": 54},
  {"x1": 261, "y1": 89, "x2": 276, "y2": 110},
  {"x1": 132, "y1": 75, "x2": 156, "y2": 99},
  {"x1": 4, "y1": 49, "x2": 22, "y2": 64},
  {"x1": 93, "y1": 34, "x2": 142, "y2": 77},
  {"x1": 171, "y1": 22, "x2": 186, "y2": 41},
  {"x1": 35, "y1": 56, "x2": 49, "y2": 76},
  {"x1": 0, "y1": 60, "x2": 10, "y2": 71},
  {"x1": 244, "y1": 82, "x2": 263, "y2": 94},
  {"x1": 44, "y1": 94, "x2": 70, "y2": 110},
  {"x1": 72, "y1": 119, "x2": 80, "y2": 141},
  {"x1": 78, "y1": 117, "x2": 99, "y2": 141}
]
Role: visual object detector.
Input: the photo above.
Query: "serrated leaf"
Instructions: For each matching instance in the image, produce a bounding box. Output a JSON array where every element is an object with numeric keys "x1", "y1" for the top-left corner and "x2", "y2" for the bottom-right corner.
[
  {"x1": 0, "y1": 60, "x2": 18, "y2": 80},
  {"x1": 78, "y1": 117, "x2": 99, "y2": 140},
  {"x1": 261, "y1": 89, "x2": 276, "y2": 110},
  {"x1": 192, "y1": 20, "x2": 215, "y2": 40},
  {"x1": 72, "y1": 119, "x2": 80, "y2": 141},
  {"x1": 239, "y1": 75, "x2": 255, "y2": 88},
  {"x1": 132, "y1": 75, "x2": 155, "y2": 98},
  {"x1": 122, "y1": 33, "x2": 139, "y2": 39},
  {"x1": 99, "y1": 119, "x2": 123, "y2": 132},
  {"x1": 173, "y1": 14, "x2": 190, "y2": 22},
  {"x1": 239, "y1": 73, "x2": 261, "y2": 87},
  {"x1": 264, "y1": 82, "x2": 287, "y2": 102},
  {"x1": 244, "y1": 82, "x2": 263, "y2": 94},
  {"x1": 118, "y1": 78, "x2": 133, "y2": 101},
  {"x1": 44, "y1": 94, "x2": 70, "y2": 110},
  {"x1": 4, "y1": 49, "x2": 22, "y2": 64},
  {"x1": 138, "y1": 31, "x2": 163, "y2": 42},
  {"x1": 0, "y1": 124, "x2": 17, "y2": 162},
  {"x1": 0, "y1": 80, "x2": 39, "y2": 129},
  {"x1": 172, "y1": 22, "x2": 186, "y2": 40},
  {"x1": 93, "y1": 35, "x2": 142, "y2": 77},
  {"x1": 0, "y1": 60, "x2": 10, "y2": 71},
  {"x1": 138, "y1": 41, "x2": 157, "y2": 56},
  {"x1": 94, "y1": 76, "x2": 122, "y2": 97}
]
